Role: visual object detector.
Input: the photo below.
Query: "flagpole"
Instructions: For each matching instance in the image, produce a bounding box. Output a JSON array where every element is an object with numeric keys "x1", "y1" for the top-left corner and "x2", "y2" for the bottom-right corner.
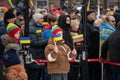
[
  {"x1": 97, "y1": 0, "x2": 100, "y2": 18},
  {"x1": 81, "y1": 0, "x2": 89, "y2": 80},
  {"x1": 24, "y1": 0, "x2": 29, "y2": 37}
]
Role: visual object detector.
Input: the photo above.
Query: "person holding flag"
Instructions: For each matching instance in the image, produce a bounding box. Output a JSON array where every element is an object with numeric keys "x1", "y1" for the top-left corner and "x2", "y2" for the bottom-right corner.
[{"x1": 44, "y1": 25, "x2": 77, "y2": 80}]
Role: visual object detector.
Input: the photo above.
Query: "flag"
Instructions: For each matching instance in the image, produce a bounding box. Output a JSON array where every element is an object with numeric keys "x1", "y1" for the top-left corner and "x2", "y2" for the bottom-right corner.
[
  {"x1": 53, "y1": 34, "x2": 63, "y2": 41},
  {"x1": 36, "y1": 28, "x2": 42, "y2": 33},
  {"x1": 29, "y1": 0, "x2": 34, "y2": 6},
  {"x1": 99, "y1": 23, "x2": 116, "y2": 58},
  {"x1": 97, "y1": 0, "x2": 100, "y2": 18},
  {"x1": 72, "y1": 34, "x2": 84, "y2": 43},
  {"x1": 87, "y1": 0, "x2": 90, "y2": 11},
  {"x1": 2, "y1": 0, "x2": 14, "y2": 9},
  {"x1": 20, "y1": 37, "x2": 31, "y2": 44}
]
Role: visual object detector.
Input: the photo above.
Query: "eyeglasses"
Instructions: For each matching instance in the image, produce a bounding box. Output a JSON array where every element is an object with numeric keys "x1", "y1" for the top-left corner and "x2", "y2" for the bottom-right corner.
[{"x1": 110, "y1": 20, "x2": 115, "y2": 23}]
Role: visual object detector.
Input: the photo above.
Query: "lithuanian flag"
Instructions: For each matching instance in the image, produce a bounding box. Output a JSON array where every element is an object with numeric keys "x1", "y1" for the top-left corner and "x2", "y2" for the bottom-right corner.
[
  {"x1": 72, "y1": 34, "x2": 84, "y2": 43},
  {"x1": 2, "y1": 0, "x2": 14, "y2": 9},
  {"x1": 36, "y1": 28, "x2": 42, "y2": 33},
  {"x1": 53, "y1": 34, "x2": 63, "y2": 41},
  {"x1": 20, "y1": 37, "x2": 31, "y2": 44}
]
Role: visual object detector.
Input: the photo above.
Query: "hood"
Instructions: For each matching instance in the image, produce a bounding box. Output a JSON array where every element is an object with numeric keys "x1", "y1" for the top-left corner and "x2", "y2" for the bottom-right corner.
[
  {"x1": 1, "y1": 34, "x2": 21, "y2": 52},
  {"x1": 58, "y1": 15, "x2": 71, "y2": 31},
  {"x1": 43, "y1": 24, "x2": 52, "y2": 31}
]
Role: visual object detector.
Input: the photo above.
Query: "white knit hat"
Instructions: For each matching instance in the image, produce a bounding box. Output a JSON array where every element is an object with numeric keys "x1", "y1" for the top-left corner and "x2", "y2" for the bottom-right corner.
[{"x1": 32, "y1": 13, "x2": 43, "y2": 22}]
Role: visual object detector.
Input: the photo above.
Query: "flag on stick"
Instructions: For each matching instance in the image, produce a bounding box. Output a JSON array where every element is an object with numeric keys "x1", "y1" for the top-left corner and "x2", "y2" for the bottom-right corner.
[
  {"x1": 72, "y1": 34, "x2": 84, "y2": 43},
  {"x1": 20, "y1": 37, "x2": 31, "y2": 44},
  {"x1": 2, "y1": 0, "x2": 14, "y2": 9},
  {"x1": 87, "y1": 0, "x2": 90, "y2": 11}
]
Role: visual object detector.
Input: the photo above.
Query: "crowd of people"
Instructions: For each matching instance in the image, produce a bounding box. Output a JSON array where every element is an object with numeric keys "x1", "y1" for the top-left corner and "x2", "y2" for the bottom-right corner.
[{"x1": 0, "y1": 1, "x2": 120, "y2": 80}]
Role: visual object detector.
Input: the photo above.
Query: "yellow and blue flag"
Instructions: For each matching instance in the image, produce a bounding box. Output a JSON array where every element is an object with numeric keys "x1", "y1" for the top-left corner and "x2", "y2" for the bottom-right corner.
[
  {"x1": 20, "y1": 37, "x2": 31, "y2": 44},
  {"x1": 53, "y1": 34, "x2": 63, "y2": 41},
  {"x1": 36, "y1": 28, "x2": 42, "y2": 33}
]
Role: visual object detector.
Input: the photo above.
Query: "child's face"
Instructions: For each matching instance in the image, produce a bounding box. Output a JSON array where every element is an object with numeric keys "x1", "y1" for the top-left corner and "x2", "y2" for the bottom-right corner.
[{"x1": 14, "y1": 31, "x2": 20, "y2": 39}]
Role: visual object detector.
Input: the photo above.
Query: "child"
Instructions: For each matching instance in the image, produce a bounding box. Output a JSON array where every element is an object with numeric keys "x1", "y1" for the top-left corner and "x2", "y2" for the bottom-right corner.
[
  {"x1": 44, "y1": 25, "x2": 77, "y2": 80},
  {"x1": 1, "y1": 23, "x2": 28, "y2": 80}
]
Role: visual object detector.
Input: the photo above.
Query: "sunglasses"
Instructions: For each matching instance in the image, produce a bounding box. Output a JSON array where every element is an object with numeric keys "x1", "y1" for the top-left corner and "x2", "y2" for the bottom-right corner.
[{"x1": 111, "y1": 20, "x2": 115, "y2": 22}]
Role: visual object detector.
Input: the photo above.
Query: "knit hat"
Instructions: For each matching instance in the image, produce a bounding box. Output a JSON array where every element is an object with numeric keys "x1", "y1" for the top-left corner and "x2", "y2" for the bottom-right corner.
[
  {"x1": 7, "y1": 23, "x2": 20, "y2": 41},
  {"x1": 87, "y1": 10, "x2": 95, "y2": 16},
  {"x1": 33, "y1": 13, "x2": 43, "y2": 22},
  {"x1": 51, "y1": 25, "x2": 63, "y2": 36},
  {"x1": 4, "y1": 11, "x2": 15, "y2": 21}
]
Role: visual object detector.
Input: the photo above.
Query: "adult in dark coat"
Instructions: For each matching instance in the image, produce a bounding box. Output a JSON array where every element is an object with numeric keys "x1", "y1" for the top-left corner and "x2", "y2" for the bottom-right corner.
[
  {"x1": 81, "y1": 10, "x2": 101, "y2": 80},
  {"x1": 58, "y1": 14, "x2": 74, "y2": 50},
  {"x1": 28, "y1": 13, "x2": 48, "y2": 80},
  {"x1": 101, "y1": 21, "x2": 120, "y2": 80},
  {"x1": 0, "y1": 14, "x2": 7, "y2": 80}
]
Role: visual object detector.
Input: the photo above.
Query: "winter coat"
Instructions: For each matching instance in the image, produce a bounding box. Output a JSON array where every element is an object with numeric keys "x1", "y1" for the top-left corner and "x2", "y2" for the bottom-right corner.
[
  {"x1": 101, "y1": 28, "x2": 120, "y2": 73},
  {"x1": 1, "y1": 34, "x2": 28, "y2": 80},
  {"x1": 0, "y1": 22, "x2": 6, "y2": 59},
  {"x1": 44, "y1": 37, "x2": 77, "y2": 74},
  {"x1": 43, "y1": 23, "x2": 52, "y2": 40},
  {"x1": 29, "y1": 20, "x2": 48, "y2": 59},
  {"x1": 81, "y1": 19, "x2": 99, "y2": 58}
]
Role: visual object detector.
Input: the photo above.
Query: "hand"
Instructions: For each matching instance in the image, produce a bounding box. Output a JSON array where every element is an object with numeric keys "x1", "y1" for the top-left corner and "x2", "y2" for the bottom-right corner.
[
  {"x1": 54, "y1": 41, "x2": 58, "y2": 53},
  {"x1": 71, "y1": 49, "x2": 77, "y2": 55}
]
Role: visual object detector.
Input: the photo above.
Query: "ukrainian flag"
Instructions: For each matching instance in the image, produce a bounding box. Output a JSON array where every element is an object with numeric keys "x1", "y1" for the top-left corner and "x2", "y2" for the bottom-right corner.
[
  {"x1": 72, "y1": 34, "x2": 84, "y2": 43},
  {"x1": 2, "y1": 0, "x2": 14, "y2": 8},
  {"x1": 53, "y1": 34, "x2": 63, "y2": 41},
  {"x1": 20, "y1": 37, "x2": 31, "y2": 44},
  {"x1": 36, "y1": 28, "x2": 42, "y2": 33}
]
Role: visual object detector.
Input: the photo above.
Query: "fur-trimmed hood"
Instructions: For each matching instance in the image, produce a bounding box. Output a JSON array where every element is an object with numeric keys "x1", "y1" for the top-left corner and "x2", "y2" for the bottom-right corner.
[{"x1": 1, "y1": 34, "x2": 21, "y2": 52}]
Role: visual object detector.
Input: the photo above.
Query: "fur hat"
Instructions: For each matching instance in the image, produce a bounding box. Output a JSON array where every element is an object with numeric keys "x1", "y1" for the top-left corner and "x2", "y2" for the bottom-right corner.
[
  {"x1": 32, "y1": 13, "x2": 43, "y2": 22},
  {"x1": 7, "y1": 23, "x2": 20, "y2": 40},
  {"x1": 51, "y1": 25, "x2": 63, "y2": 36}
]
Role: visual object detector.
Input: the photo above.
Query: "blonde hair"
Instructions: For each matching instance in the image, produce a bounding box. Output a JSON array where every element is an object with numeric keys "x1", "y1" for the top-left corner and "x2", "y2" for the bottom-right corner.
[{"x1": 70, "y1": 20, "x2": 77, "y2": 27}]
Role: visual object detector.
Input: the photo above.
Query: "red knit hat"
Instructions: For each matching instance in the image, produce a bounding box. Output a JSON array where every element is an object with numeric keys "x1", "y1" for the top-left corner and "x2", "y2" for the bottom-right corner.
[
  {"x1": 7, "y1": 23, "x2": 21, "y2": 42},
  {"x1": 51, "y1": 25, "x2": 63, "y2": 36}
]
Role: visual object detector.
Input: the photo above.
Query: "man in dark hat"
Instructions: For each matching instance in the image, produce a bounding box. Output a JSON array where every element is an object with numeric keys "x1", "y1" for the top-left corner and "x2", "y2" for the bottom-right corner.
[{"x1": 81, "y1": 10, "x2": 101, "y2": 80}]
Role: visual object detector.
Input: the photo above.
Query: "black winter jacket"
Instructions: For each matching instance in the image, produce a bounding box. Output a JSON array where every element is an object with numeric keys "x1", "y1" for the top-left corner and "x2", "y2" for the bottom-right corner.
[
  {"x1": 29, "y1": 20, "x2": 47, "y2": 59},
  {"x1": 102, "y1": 29, "x2": 120, "y2": 72}
]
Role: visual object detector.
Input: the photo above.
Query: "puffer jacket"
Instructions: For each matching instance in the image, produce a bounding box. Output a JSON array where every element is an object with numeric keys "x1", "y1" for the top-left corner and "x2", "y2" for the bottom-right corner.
[
  {"x1": 44, "y1": 37, "x2": 77, "y2": 74},
  {"x1": 29, "y1": 20, "x2": 48, "y2": 59}
]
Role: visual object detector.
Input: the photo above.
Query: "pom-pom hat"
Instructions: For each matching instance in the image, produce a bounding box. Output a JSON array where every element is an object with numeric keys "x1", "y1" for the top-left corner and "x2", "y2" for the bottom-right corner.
[
  {"x1": 51, "y1": 25, "x2": 63, "y2": 36},
  {"x1": 7, "y1": 23, "x2": 20, "y2": 42}
]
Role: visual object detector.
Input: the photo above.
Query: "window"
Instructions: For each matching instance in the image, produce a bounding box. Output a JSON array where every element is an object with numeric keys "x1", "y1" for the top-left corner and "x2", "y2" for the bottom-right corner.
[{"x1": 37, "y1": 0, "x2": 48, "y2": 8}]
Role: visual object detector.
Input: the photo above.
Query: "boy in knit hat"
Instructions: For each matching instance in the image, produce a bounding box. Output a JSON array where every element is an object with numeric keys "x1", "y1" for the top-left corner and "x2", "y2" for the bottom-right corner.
[
  {"x1": 1, "y1": 23, "x2": 28, "y2": 80},
  {"x1": 44, "y1": 25, "x2": 77, "y2": 80}
]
